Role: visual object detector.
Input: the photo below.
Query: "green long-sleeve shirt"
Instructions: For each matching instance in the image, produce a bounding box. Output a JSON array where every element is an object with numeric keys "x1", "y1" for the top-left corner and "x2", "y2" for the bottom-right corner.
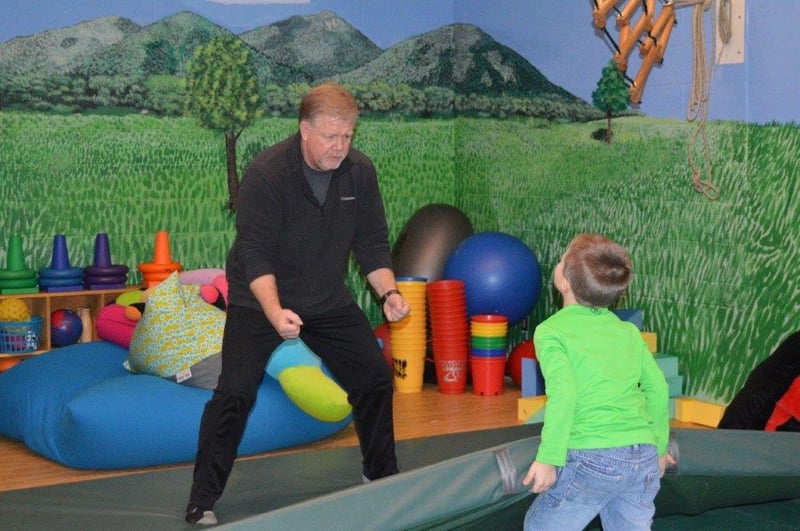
[{"x1": 534, "y1": 304, "x2": 670, "y2": 467}]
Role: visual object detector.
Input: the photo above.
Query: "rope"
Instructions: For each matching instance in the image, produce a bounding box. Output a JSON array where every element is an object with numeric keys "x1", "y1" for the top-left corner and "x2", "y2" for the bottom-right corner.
[
  {"x1": 674, "y1": 0, "x2": 731, "y2": 200},
  {"x1": 717, "y1": 0, "x2": 733, "y2": 44}
]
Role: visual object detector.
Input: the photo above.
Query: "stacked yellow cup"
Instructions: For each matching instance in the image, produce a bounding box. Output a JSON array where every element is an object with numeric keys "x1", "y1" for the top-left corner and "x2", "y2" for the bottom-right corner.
[{"x1": 389, "y1": 277, "x2": 428, "y2": 393}]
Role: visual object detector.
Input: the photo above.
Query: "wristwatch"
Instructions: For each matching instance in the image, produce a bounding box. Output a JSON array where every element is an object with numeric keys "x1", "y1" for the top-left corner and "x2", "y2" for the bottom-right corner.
[{"x1": 379, "y1": 288, "x2": 402, "y2": 306}]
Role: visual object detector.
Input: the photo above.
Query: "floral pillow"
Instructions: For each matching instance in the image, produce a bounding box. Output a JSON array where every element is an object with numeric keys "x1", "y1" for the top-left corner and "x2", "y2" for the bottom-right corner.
[{"x1": 128, "y1": 272, "x2": 225, "y2": 382}]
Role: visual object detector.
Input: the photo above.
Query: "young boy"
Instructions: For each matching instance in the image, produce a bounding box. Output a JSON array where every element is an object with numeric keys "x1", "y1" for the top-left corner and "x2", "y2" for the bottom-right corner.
[{"x1": 523, "y1": 233, "x2": 672, "y2": 531}]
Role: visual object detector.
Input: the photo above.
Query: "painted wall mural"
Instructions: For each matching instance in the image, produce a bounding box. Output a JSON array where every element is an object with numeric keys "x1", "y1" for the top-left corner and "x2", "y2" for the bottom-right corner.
[{"x1": 1, "y1": 0, "x2": 798, "y2": 404}]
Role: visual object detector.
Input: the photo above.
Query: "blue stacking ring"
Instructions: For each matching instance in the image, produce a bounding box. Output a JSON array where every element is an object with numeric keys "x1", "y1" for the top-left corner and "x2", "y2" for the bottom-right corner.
[
  {"x1": 39, "y1": 267, "x2": 85, "y2": 279},
  {"x1": 38, "y1": 276, "x2": 84, "y2": 287},
  {"x1": 470, "y1": 347, "x2": 507, "y2": 357}
]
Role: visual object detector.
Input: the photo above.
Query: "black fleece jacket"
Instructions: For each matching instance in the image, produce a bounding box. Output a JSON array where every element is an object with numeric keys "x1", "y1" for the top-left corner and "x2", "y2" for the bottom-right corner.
[{"x1": 225, "y1": 133, "x2": 392, "y2": 316}]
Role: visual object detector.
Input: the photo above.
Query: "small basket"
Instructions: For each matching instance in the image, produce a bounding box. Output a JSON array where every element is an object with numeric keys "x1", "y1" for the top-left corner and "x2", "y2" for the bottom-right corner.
[{"x1": 0, "y1": 316, "x2": 43, "y2": 354}]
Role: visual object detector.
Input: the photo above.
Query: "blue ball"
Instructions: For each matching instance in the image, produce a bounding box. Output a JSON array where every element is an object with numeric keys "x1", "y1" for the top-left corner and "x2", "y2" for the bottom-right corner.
[
  {"x1": 443, "y1": 232, "x2": 542, "y2": 326},
  {"x1": 50, "y1": 308, "x2": 84, "y2": 347}
]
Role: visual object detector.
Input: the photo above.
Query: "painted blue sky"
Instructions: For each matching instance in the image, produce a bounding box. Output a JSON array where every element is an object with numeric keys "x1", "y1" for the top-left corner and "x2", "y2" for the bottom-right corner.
[{"x1": 1, "y1": 0, "x2": 797, "y2": 124}]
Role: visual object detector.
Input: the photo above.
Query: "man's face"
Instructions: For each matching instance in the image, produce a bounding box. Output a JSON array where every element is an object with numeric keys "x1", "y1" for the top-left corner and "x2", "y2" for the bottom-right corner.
[{"x1": 300, "y1": 114, "x2": 355, "y2": 171}]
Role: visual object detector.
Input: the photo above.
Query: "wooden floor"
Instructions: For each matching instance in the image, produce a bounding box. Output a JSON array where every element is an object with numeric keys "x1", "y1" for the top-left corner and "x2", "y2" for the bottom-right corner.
[
  {"x1": 0, "y1": 381, "x2": 704, "y2": 493},
  {"x1": 0, "y1": 381, "x2": 525, "y2": 492}
]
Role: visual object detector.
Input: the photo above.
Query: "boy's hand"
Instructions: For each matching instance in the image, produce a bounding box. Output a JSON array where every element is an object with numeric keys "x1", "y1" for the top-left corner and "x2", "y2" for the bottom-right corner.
[
  {"x1": 659, "y1": 453, "x2": 677, "y2": 477},
  {"x1": 523, "y1": 461, "x2": 557, "y2": 493}
]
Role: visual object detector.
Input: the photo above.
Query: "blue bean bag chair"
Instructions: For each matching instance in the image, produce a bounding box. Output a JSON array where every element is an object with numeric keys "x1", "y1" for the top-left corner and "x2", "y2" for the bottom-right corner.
[{"x1": 0, "y1": 341, "x2": 351, "y2": 469}]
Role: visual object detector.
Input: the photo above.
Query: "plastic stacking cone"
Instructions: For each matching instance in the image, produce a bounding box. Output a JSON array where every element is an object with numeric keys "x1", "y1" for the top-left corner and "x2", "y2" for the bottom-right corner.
[
  {"x1": 0, "y1": 235, "x2": 37, "y2": 294},
  {"x1": 84, "y1": 232, "x2": 129, "y2": 290},
  {"x1": 39, "y1": 234, "x2": 84, "y2": 291},
  {"x1": 50, "y1": 234, "x2": 71, "y2": 270},
  {"x1": 6, "y1": 235, "x2": 26, "y2": 271},
  {"x1": 152, "y1": 231, "x2": 173, "y2": 264},
  {"x1": 139, "y1": 231, "x2": 181, "y2": 287},
  {"x1": 93, "y1": 233, "x2": 112, "y2": 268}
]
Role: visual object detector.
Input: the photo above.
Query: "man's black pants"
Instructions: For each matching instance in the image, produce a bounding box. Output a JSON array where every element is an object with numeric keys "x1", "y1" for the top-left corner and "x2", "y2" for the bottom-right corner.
[{"x1": 188, "y1": 303, "x2": 398, "y2": 510}]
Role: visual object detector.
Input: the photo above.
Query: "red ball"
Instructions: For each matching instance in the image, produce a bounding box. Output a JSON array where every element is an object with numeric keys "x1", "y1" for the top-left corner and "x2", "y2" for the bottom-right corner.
[
  {"x1": 50, "y1": 308, "x2": 83, "y2": 347},
  {"x1": 506, "y1": 339, "x2": 536, "y2": 387}
]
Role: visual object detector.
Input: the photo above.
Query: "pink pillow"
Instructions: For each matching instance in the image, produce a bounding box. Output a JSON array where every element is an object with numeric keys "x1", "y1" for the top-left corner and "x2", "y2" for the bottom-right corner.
[
  {"x1": 95, "y1": 304, "x2": 137, "y2": 349},
  {"x1": 178, "y1": 268, "x2": 225, "y2": 286}
]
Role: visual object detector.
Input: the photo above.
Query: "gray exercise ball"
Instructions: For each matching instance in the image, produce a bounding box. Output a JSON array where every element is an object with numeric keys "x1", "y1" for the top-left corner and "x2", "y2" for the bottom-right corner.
[{"x1": 391, "y1": 204, "x2": 474, "y2": 282}]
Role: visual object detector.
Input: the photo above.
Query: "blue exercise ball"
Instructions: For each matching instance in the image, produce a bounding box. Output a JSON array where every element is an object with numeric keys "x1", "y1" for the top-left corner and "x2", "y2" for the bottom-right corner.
[{"x1": 443, "y1": 232, "x2": 541, "y2": 326}]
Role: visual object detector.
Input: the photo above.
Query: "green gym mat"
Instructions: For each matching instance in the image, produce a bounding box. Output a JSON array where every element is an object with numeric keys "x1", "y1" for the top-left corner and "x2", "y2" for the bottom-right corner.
[
  {"x1": 222, "y1": 429, "x2": 800, "y2": 530},
  {"x1": 0, "y1": 424, "x2": 541, "y2": 530},
  {"x1": 2, "y1": 426, "x2": 799, "y2": 530}
]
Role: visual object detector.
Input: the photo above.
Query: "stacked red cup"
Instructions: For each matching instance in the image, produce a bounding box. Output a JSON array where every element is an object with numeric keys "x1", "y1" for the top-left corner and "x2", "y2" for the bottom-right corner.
[
  {"x1": 426, "y1": 280, "x2": 469, "y2": 394},
  {"x1": 470, "y1": 314, "x2": 509, "y2": 396}
]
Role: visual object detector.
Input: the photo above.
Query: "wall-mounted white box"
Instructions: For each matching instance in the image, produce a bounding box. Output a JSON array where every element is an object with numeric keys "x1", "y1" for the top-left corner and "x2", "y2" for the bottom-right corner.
[{"x1": 715, "y1": 0, "x2": 745, "y2": 64}]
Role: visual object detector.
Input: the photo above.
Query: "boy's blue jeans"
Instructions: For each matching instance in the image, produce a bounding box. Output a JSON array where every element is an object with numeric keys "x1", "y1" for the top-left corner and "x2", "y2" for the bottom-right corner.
[{"x1": 524, "y1": 444, "x2": 660, "y2": 531}]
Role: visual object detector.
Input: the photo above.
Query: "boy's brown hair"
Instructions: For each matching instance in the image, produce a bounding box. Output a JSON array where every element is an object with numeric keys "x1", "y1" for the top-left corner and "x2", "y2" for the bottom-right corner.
[{"x1": 562, "y1": 233, "x2": 631, "y2": 307}]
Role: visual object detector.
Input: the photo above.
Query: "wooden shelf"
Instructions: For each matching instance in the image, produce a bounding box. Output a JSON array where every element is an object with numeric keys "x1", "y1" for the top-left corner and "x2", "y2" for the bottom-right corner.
[{"x1": 0, "y1": 287, "x2": 136, "y2": 356}]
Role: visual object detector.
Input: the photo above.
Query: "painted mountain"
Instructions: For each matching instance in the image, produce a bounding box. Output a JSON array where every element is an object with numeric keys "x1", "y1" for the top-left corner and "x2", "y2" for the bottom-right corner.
[
  {"x1": 239, "y1": 10, "x2": 382, "y2": 82},
  {"x1": 338, "y1": 22, "x2": 580, "y2": 100},
  {"x1": 0, "y1": 16, "x2": 141, "y2": 75},
  {"x1": 0, "y1": 9, "x2": 590, "y2": 112}
]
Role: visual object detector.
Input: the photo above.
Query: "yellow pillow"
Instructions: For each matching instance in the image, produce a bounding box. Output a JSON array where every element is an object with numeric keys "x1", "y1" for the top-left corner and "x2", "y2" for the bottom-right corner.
[{"x1": 277, "y1": 366, "x2": 351, "y2": 422}]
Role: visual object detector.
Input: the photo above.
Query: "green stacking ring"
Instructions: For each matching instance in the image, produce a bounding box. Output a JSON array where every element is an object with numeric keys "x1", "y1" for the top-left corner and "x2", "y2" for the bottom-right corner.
[
  {"x1": 0, "y1": 268, "x2": 37, "y2": 280},
  {"x1": 0, "y1": 277, "x2": 39, "y2": 289}
]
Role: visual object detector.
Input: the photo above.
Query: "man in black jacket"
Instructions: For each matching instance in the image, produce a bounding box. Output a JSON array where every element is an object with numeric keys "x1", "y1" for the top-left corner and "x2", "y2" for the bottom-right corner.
[{"x1": 185, "y1": 81, "x2": 410, "y2": 525}]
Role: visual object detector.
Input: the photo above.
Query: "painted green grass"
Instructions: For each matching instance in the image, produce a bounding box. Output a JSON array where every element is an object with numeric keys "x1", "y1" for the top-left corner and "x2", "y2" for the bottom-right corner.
[
  {"x1": 456, "y1": 116, "x2": 800, "y2": 402},
  {"x1": 0, "y1": 112, "x2": 455, "y2": 326},
  {"x1": 2, "y1": 111, "x2": 799, "y2": 403}
]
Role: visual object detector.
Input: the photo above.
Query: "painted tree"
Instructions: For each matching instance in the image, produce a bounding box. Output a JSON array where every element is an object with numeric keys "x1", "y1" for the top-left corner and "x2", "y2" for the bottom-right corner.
[
  {"x1": 185, "y1": 35, "x2": 262, "y2": 212},
  {"x1": 591, "y1": 60, "x2": 629, "y2": 144}
]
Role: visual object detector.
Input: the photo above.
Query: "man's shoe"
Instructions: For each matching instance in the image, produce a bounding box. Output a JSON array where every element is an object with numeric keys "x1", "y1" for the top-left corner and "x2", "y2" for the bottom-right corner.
[{"x1": 185, "y1": 506, "x2": 218, "y2": 525}]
